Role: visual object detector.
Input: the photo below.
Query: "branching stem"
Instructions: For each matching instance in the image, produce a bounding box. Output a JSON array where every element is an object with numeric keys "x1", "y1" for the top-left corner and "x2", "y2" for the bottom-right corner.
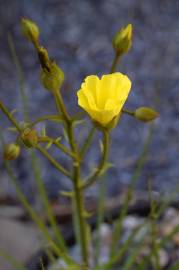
[
  {"x1": 52, "y1": 89, "x2": 89, "y2": 266},
  {"x1": 80, "y1": 130, "x2": 109, "y2": 190}
]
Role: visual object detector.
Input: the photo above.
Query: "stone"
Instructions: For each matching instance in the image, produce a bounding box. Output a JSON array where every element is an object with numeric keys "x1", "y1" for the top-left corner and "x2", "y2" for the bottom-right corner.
[{"x1": 0, "y1": 218, "x2": 42, "y2": 270}]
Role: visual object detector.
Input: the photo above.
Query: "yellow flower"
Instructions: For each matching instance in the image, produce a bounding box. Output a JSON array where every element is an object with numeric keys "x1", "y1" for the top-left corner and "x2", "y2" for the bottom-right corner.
[{"x1": 77, "y1": 73, "x2": 131, "y2": 127}]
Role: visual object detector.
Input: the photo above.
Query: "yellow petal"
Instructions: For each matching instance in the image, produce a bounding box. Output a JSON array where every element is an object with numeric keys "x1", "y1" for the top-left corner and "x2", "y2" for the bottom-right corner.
[
  {"x1": 77, "y1": 90, "x2": 90, "y2": 110},
  {"x1": 87, "y1": 109, "x2": 116, "y2": 126},
  {"x1": 83, "y1": 75, "x2": 100, "y2": 105}
]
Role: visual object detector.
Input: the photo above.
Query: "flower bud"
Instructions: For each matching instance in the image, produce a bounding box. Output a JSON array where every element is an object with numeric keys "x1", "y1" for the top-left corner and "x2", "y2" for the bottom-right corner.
[
  {"x1": 112, "y1": 24, "x2": 132, "y2": 55},
  {"x1": 3, "y1": 143, "x2": 20, "y2": 160},
  {"x1": 21, "y1": 18, "x2": 39, "y2": 44},
  {"x1": 38, "y1": 46, "x2": 51, "y2": 71},
  {"x1": 21, "y1": 128, "x2": 38, "y2": 148},
  {"x1": 134, "y1": 107, "x2": 159, "y2": 122},
  {"x1": 40, "y1": 62, "x2": 64, "y2": 91}
]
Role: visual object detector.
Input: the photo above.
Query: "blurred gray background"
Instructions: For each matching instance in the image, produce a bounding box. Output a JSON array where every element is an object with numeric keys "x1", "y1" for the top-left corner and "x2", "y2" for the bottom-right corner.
[{"x1": 0, "y1": 0, "x2": 179, "y2": 200}]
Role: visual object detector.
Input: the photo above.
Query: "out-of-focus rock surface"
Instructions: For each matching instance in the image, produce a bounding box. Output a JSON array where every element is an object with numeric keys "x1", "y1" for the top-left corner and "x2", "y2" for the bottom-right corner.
[
  {"x1": 0, "y1": 218, "x2": 42, "y2": 270},
  {"x1": 0, "y1": 0, "x2": 179, "y2": 199}
]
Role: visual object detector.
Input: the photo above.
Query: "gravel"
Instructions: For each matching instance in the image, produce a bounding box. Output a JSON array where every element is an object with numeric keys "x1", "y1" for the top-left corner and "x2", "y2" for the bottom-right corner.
[{"x1": 0, "y1": 0, "x2": 179, "y2": 199}]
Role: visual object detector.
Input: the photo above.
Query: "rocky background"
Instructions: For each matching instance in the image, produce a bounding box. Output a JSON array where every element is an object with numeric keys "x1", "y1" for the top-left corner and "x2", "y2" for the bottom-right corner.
[{"x1": 0, "y1": 0, "x2": 179, "y2": 199}]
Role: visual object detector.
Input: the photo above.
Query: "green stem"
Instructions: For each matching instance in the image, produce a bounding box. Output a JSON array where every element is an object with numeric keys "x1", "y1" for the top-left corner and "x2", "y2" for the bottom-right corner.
[
  {"x1": 38, "y1": 136, "x2": 76, "y2": 159},
  {"x1": 80, "y1": 126, "x2": 96, "y2": 159},
  {"x1": 148, "y1": 182, "x2": 161, "y2": 270},
  {"x1": 52, "y1": 89, "x2": 89, "y2": 265},
  {"x1": 122, "y1": 108, "x2": 135, "y2": 116},
  {"x1": 0, "y1": 101, "x2": 72, "y2": 179},
  {"x1": 110, "y1": 53, "x2": 120, "y2": 73},
  {"x1": 8, "y1": 34, "x2": 29, "y2": 122},
  {"x1": 0, "y1": 249, "x2": 27, "y2": 270},
  {"x1": 0, "y1": 101, "x2": 21, "y2": 132},
  {"x1": 5, "y1": 39, "x2": 69, "y2": 255},
  {"x1": 80, "y1": 130, "x2": 109, "y2": 190},
  {"x1": 36, "y1": 145, "x2": 71, "y2": 178},
  {"x1": 73, "y1": 166, "x2": 89, "y2": 266},
  {"x1": 110, "y1": 123, "x2": 154, "y2": 257},
  {"x1": 4, "y1": 161, "x2": 74, "y2": 265},
  {"x1": 30, "y1": 150, "x2": 67, "y2": 251},
  {"x1": 67, "y1": 122, "x2": 89, "y2": 266},
  {"x1": 30, "y1": 114, "x2": 63, "y2": 127},
  {"x1": 53, "y1": 89, "x2": 70, "y2": 123}
]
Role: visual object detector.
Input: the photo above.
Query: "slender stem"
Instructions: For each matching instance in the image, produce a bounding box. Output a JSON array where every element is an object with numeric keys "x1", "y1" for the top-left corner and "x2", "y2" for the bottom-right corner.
[
  {"x1": 30, "y1": 114, "x2": 63, "y2": 127},
  {"x1": 122, "y1": 108, "x2": 135, "y2": 116},
  {"x1": 110, "y1": 53, "x2": 120, "y2": 73},
  {"x1": 73, "y1": 164, "x2": 89, "y2": 266},
  {"x1": 52, "y1": 89, "x2": 89, "y2": 265},
  {"x1": 53, "y1": 89, "x2": 70, "y2": 123},
  {"x1": 80, "y1": 126, "x2": 96, "y2": 159},
  {"x1": 4, "y1": 160, "x2": 75, "y2": 265},
  {"x1": 110, "y1": 123, "x2": 154, "y2": 257},
  {"x1": 8, "y1": 34, "x2": 29, "y2": 122},
  {"x1": 38, "y1": 136, "x2": 76, "y2": 159},
  {"x1": 30, "y1": 150, "x2": 67, "y2": 251},
  {"x1": 36, "y1": 145, "x2": 71, "y2": 178},
  {"x1": 0, "y1": 101, "x2": 72, "y2": 179},
  {"x1": 67, "y1": 122, "x2": 89, "y2": 265},
  {"x1": 0, "y1": 101, "x2": 21, "y2": 132},
  {"x1": 7, "y1": 38, "x2": 68, "y2": 253},
  {"x1": 0, "y1": 249, "x2": 27, "y2": 270},
  {"x1": 80, "y1": 130, "x2": 109, "y2": 190},
  {"x1": 71, "y1": 111, "x2": 86, "y2": 121},
  {"x1": 149, "y1": 181, "x2": 160, "y2": 270}
]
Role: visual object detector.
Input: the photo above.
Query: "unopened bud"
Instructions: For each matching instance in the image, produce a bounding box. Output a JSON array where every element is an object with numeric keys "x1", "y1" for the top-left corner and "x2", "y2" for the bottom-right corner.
[
  {"x1": 38, "y1": 46, "x2": 51, "y2": 71},
  {"x1": 21, "y1": 18, "x2": 39, "y2": 44},
  {"x1": 21, "y1": 128, "x2": 38, "y2": 148},
  {"x1": 40, "y1": 62, "x2": 64, "y2": 91},
  {"x1": 134, "y1": 107, "x2": 159, "y2": 122},
  {"x1": 3, "y1": 143, "x2": 20, "y2": 160},
  {"x1": 113, "y1": 24, "x2": 132, "y2": 55}
]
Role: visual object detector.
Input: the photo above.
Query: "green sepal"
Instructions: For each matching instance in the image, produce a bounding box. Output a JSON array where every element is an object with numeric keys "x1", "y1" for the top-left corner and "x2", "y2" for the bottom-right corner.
[
  {"x1": 99, "y1": 162, "x2": 114, "y2": 176},
  {"x1": 55, "y1": 137, "x2": 62, "y2": 143},
  {"x1": 72, "y1": 119, "x2": 85, "y2": 127},
  {"x1": 60, "y1": 191, "x2": 74, "y2": 198},
  {"x1": 46, "y1": 140, "x2": 53, "y2": 149},
  {"x1": 7, "y1": 127, "x2": 18, "y2": 133}
]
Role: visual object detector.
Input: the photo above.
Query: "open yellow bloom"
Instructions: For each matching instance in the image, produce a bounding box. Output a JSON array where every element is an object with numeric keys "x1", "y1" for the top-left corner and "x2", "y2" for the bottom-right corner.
[{"x1": 77, "y1": 73, "x2": 131, "y2": 127}]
